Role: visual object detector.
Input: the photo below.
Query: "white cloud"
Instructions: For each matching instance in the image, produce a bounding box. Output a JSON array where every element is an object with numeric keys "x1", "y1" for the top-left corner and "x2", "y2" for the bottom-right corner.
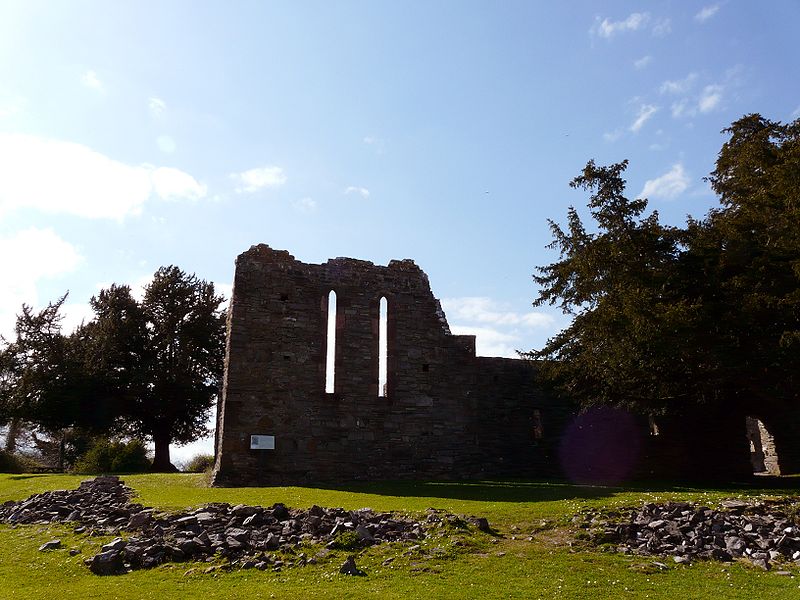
[
  {"x1": 449, "y1": 325, "x2": 520, "y2": 359},
  {"x1": 0, "y1": 133, "x2": 206, "y2": 220},
  {"x1": 592, "y1": 12, "x2": 650, "y2": 38},
  {"x1": 81, "y1": 70, "x2": 105, "y2": 93},
  {"x1": 698, "y1": 84, "x2": 723, "y2": 113},
  {"x1": 651, "y1": 18, "x2": 672, "y2": 36},
  {"x1": 156, "y1": 135, "x2": 177, "y2": 154},
  {"x1": 344, "y1": 186, "x2": 370, "y2": 198},
  {"x1": 151, "y1": 167, "x2": 207, "y2": 200},
  {"x1": 660, "y1": 73, "x2": 698, "y2": 95},
  {"x1": 603, "y1": 129, "x2": 623, "y2": 142},
  {"x1": 0, "y1": 228, "x2": 83, "y2": 339},
  {"x1": 231, "y1": 166, "x2": 286, "y2": 193},
  {"x1": 640, "y1": 163, "x2": 690, "y2": 200},
  {"x1": 292, "y1": 197, "x2": 317, "y2": 213},
  {"x1": 441, "y1": 297, "x2": 554, "y2": 329},
  {"x1": 441, "y1": 297, "x2": 558, "y2": 357},
  {"x1": 695, "y1": 4, "x2": 721, "y2": 22},
  {"x1": 363, "y1": 135, "x2": 385, "y2": 154},
  {"x1": 633, "y1": 55, "x2": 652, "y2": 70},
  {"x1": 666, "y1": 77, "x2": 725, "y2": 119},
  {"x1": 671, "y1": 99, "x2": 689, "y2": 118},
  {"x1": 630, "y1": 104, "x2": 658, "y2": 133},
  {"x1": 148, "y1": 97, "x2": 166, "y2": 117}
]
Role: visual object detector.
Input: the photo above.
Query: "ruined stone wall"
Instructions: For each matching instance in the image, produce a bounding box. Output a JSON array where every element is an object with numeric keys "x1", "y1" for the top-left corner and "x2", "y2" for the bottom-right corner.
[{"x1": 212, "y1": 245, "x2": 572, "y2": 486}]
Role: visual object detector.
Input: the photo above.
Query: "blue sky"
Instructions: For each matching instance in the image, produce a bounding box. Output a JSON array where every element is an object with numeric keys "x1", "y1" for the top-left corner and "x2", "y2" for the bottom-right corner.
[{"x1": 1, "y1": 1, "x2": 798, "y2": 460}]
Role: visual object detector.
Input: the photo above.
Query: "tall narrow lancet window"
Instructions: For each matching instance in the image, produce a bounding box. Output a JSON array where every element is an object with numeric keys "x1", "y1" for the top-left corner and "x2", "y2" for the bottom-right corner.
[
  {"x1": 325, "y1": 290, "x2": 337, "y2": 394},
  {"x1": 378, "y1": 296, "x2": 388, "y2": 397}
]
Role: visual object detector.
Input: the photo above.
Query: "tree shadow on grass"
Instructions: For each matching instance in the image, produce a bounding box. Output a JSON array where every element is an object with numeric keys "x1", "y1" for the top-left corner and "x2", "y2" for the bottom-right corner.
[
  {"x1": 315, "y1": 477, "x2": 800, "y2": 504},
  {"x1": 318, "y1": 479, "x2": 621, "y2": 503}
]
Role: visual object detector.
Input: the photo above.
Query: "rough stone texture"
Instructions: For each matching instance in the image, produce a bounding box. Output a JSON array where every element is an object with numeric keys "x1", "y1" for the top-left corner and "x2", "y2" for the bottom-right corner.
[
  {"x1": 575, "y1": 498, "x2": 800, "y2": 571},
  {"x1": 746, "y1": 416, "x2": 781, "y2": 475},
  {"x1": 639, "y1": 403, "x2": 800, "y2": 481},
  {"x1": 212, "y1": 245, "x2": 572, "y2": 486},
  {"x1": 0, "y1": 477, "x2": 494, "y2": 576}
]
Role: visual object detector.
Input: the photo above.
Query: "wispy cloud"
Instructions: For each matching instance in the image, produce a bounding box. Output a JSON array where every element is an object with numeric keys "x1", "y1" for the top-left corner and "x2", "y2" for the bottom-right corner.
[
  {"x1": 363, "y1": 135, "x2": 385, "y2": 154},
  {"x1": 695, "y1": 4, "x2": 721, "y2": 23},
  {"x1": 591, "y1": 12, "x2": 649, "y2": 38},
  {"x1": 630, "y1": 104, "x2": 658, "y2": 133},
  {"x1": 792, "y1": 106, "x2": 800, "y2": 119},
  {"x1": 662, "y1": 72, "x2": 726, "y2": 119},
  {"x1": 651, "y1": 18, "x2": 672, "y2": 36},
  {"x1": 640, "y1": 163, "x2": 690, "y2": 199},
  {"x1": 633, "y1": 55, "x2": 652, "y2": 70},
  {"x1": 441, "y1": 297, "x2": 554, "y2": 329},
  {"x1": 449, "y1": 325, "x2": 520, "y2": 359},
  {"x1": 344, "y1": 186, "x2": 370, "y2": 199},
  {"x1": 603, "y1": 129, "x2": 623, "y2": 143},
  {"x1": 0, "y1": 133, "x2": 206, "y2": 220},
  {"x1": 670, "y1": 99, "x2": 689, "y2": 118},
  {"x1": 698, "y1": 84, "x2": 723, "y2": 113},
  {"x1": 660, "y1": 73, "x2": 698, "y2": 95},
  {"x1": 231, "y1": 166, "x2": 287, "y2": 193},
  {"x1": 443, "y1": 297, "x2": 557, "y2": 358},
  {"x1": 148, "y1": 97, "x2": 166, "y2": 117},
  {"x1": 292, "y1": 197, "x2": 317, "y2": 213},
  {"x1": 81, "y1": 70, "x2": 105, "y2": 93}
]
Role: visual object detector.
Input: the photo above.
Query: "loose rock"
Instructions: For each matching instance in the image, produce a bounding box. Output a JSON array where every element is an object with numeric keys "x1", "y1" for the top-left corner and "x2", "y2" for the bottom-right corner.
[
  {"x1": 339, "y1": 555, "x2": 366, "y2": 576},
  {"x1": 573, "y1": 498, "x2": 800, "y2": 572},
  {"x1": 0, "y1": 477, "x2": 491, "y2": 577},
  {"x1": 39, "y1": 539, "x2": 61, "y2": 551}
]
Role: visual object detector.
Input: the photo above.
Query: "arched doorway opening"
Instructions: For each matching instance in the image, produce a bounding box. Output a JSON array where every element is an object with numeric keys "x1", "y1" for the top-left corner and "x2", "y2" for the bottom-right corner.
[{"x1": 745, "y1": 416, "x2": 780, "y2": 475}]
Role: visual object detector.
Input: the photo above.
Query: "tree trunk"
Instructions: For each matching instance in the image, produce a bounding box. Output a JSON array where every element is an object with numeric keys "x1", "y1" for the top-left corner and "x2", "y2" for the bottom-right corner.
[
  {"x1": 150, "y1": 431, "x2": 177, "y2": 472},
  {"x1": 4, "y1": 418, "x2": 21, "y2": 453}
]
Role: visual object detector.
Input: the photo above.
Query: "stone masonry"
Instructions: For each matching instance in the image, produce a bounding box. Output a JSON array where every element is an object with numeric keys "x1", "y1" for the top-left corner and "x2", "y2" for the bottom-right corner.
[{"x1": 212, "y1": 245, "x2": 573, "y2": 486}]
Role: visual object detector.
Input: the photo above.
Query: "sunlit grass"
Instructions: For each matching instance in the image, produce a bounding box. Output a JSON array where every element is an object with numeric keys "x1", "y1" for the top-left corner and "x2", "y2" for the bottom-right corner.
[{"x1": 1, "y1": 473, "x2": 799, "y2": 599}]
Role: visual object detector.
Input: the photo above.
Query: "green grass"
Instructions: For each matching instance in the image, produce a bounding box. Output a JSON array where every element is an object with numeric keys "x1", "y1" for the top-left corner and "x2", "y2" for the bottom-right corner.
[{"x1": 2, "y1": 473, "x2": 800, "y2": 599}]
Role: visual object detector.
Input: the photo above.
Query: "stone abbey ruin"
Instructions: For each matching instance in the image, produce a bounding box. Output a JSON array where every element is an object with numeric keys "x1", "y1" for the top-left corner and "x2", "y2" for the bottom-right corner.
[{"x1": 212, "y1": 245, "x2": 794, "y2": 486}]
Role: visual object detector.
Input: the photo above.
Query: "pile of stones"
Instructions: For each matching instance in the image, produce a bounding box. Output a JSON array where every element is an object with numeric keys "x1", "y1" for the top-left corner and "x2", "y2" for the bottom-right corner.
[
  {"x1": 574, "y1": 499, "x2": 800, "y2": 571},
  {"x1": 0, "y1": 476, "x2": 489, "y2": 576}
]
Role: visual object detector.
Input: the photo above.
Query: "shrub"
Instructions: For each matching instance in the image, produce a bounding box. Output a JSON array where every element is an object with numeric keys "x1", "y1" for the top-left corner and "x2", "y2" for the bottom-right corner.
[
  {"x1": 183, "y1": 453, "x2": 215, "y2": 473},
  {"x1": 0, "y1": 449, "x2": 23, "y2": 473},
  {"x1": 74, "y1": 438, "x2": 151, "y2": 474},
  {"x1": 328, "y1": 530, "x2": 362, "y2": 551}
]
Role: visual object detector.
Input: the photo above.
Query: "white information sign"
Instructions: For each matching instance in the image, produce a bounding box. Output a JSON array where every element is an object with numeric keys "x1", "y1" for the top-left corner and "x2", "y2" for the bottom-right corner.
[{"x1": 250, "y1": 435, "x2": 275, "y2": 450}]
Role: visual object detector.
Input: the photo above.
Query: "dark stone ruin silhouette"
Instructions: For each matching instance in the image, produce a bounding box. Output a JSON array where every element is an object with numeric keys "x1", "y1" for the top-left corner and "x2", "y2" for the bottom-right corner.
[
  {"x1": 212, "y1": 245, "x2": 571, "y2": 486},
  {"x1": 212, "y1": 244, "x2": 800, "y2": 486}
]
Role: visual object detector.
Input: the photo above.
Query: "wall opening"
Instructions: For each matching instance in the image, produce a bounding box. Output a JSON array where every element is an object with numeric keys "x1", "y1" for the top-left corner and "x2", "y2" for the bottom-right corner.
[
  {"x1": 745, "y1": 416, "x2": 780, "y2": 475},
  {"x1": 325, "y1": 290, "x2": 337, "y2": 394},
  {"x1": 378, "y1": 296, "x2": 388, "y2": 397},
  {"x1": 532, "y1": 409, "x2": 544, "y2": 440}
]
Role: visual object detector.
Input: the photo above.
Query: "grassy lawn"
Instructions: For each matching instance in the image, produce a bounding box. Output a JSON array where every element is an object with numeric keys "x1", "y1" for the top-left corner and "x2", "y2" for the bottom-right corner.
[{"x1": 1, "y1": 473, "x2": 800, "y2": 599}]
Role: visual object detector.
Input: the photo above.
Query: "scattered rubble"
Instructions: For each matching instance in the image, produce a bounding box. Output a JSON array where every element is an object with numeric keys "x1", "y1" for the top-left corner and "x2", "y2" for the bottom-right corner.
[
  {"x1": 339, "y1": 555, "x2": 366, "y2": 576},
  {"x1": 573, "y1": 499, "x2": 800, "y2": 571},
  {"x1": 0, "y1": 476, "x2": 492, "y2": 576}
]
